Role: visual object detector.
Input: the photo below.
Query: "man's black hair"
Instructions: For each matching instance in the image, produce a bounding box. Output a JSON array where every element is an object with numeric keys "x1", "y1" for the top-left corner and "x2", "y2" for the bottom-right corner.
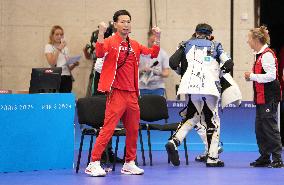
[
  {"x1": 195, "y1": 23, "x2": 213, "y2": 35},
  {"x1": 113, "y1": 10, "x2": 131, "y2": 22}
]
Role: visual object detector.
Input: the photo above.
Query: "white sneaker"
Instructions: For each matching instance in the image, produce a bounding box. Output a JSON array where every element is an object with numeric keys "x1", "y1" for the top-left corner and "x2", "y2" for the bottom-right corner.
[
  {"x1": 121, "y1": 161, "x2": 144, "y2": 175},
  {"x1": 85, "y1": 161, "x2": 107, "y2": 177}
]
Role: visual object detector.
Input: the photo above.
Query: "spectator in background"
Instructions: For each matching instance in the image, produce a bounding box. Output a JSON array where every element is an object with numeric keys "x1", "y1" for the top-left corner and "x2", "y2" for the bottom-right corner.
[
  {"x1": 45, "y1": 25, "x2": 79, "y2": 93},
  {"x1": 278, "y1": 45, "x2": 284, "y2": 145},
  {"x1": 279, "y1": 46, "x2": 284, "y2": 90},
  {"x1": 83, "y1": 22, "x2": 115, "y2": 96},
  {"x1": 139, "y1": 30, "x2": 170, "y2": 96}
]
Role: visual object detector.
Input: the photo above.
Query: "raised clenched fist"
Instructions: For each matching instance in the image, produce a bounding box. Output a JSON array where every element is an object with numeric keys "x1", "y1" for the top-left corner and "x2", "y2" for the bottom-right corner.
[
  {"x1": 98, "y1": 22, "x2": 108, "y2": 34},
  {"x1": 151, "y1": 26, "x2": 161, "y2": 38}
]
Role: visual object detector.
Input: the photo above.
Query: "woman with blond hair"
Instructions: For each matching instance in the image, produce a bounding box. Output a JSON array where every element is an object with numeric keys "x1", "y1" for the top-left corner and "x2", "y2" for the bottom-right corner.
[
  {"x1": 245, "y1": 26, "x2": 283, "y2": 168},
  {"x1": 44, "y1": 25, "x2": 79, "y2": 92}
]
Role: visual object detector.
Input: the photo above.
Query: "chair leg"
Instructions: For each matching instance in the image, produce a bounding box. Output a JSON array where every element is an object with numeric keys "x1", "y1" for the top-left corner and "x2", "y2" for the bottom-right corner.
[
  {"x1": 147, "y1": 127, "x2": 153, "y2": 166},
  {"x1": 112, "y1": 136, "x2": 119, "y2": 171},
  {"x1": 104, "y1": 145, "x2": 111, "y2": 169},
  {"x1": 123, "y1": 146, "x2": 126, "y2": 161},
  {"x1": 135, "y1": 157, "x2": 139, "y2": 166},
  {"x1": 168, "y1": 131, "x2": 174, "y2": 164},
  {"x1": 76, "y1": 134, "x2": 85, "y2": 173},
  {"x1": 139, "y1": 128, "x2": 146, "y2": 166},
  {"x1": 87, "y1": 135, "x2": 94, "y2": 166},
  {"x1": 184, "y1": 138, "x2": 189, "y2": 165}
]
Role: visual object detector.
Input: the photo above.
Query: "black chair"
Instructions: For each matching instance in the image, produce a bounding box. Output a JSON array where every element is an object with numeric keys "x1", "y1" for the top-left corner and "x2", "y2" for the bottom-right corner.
[
  {"x1": 139, "y1": 95, "x2": 189, "y2": 166},
  {"x1": 75, "y1": 96, "x2": 126, "y2": 173}
]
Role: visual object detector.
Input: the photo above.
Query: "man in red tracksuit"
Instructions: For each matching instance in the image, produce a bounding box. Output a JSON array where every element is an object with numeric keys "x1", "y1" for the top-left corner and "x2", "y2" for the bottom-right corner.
[{"x1": 85, "y1": 10, "x2": 161, "y2": 177}]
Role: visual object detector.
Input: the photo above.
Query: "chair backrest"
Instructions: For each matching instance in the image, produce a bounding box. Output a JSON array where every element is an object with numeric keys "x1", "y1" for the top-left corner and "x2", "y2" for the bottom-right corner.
[
  {"x1": 139, "y1": 95, "x2": 169, "y2": 122},
  {"x1": 77, "y1": 96, "x2": 106, "y2": 128}
]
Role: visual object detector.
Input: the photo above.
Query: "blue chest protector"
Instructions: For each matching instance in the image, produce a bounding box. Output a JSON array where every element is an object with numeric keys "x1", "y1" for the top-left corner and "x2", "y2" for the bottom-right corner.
[{"x1": 184, "y1": 39, "x2": 223, "y2": 62}]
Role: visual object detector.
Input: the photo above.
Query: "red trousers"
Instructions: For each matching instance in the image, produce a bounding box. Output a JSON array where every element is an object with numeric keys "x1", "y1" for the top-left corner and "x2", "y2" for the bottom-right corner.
[{"x1": 91, "y1": 89, "x2": 140, "y2": 162}]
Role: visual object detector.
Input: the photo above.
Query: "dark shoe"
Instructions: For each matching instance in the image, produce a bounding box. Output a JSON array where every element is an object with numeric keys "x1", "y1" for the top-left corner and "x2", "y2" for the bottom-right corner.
[
  {"x1": 206, "y1": 158, "x2": 225, "y2": 167},
  {"x1": 268, "y1": 160, "x2": 283, "y2": 168},
  {"x1": 109, "y1": 150, "x2": 124, "y2": 163},
  {"x1": 101, "y1": 151, "x2": 124, "y2": 164},
  {"x1": 195, "y1": 154, "x2": 207, "y2": 162},
  {"x1": 100, "y1": 153, "x2": 109, "y2": 164},
  {"x1": 250, "y1": 157, "x2": 271, "y2": 167},
  {"x1": 110, "y1": 155, "x2": 124, "y2": 163},
  {"x1": 165, "y1": 141, "x2": 180, "y2": 166}
]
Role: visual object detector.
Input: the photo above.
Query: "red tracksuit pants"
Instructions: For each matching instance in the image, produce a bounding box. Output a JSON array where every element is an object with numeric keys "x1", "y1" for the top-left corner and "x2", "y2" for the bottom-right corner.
[{"x1": 91, "y1": 89, "x2": 140, "y2": 162}]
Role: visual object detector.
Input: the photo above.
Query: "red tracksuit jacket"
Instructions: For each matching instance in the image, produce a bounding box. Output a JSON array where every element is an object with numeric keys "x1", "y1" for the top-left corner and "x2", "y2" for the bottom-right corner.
[{"x1": 96, "y1": 32, "x2": 160, "y2": 97}]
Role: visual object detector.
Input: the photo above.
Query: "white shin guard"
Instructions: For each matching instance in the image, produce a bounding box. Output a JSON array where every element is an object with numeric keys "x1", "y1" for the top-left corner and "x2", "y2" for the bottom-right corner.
[
  {"x1": 208, "y1": 128, "x2": 220, "y2": 159},
  {"x1": 195, "y1": 122, "x2": 208, "y2": 153},
  {"x1": 174, "y1": 119, "x2": 196, "y2": 143}
]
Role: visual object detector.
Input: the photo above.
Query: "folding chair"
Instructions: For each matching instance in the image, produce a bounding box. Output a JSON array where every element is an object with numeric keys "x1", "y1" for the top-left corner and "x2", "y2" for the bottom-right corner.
[{"x1": 139, "y1": 95, "x2": 189, "y2": 166}]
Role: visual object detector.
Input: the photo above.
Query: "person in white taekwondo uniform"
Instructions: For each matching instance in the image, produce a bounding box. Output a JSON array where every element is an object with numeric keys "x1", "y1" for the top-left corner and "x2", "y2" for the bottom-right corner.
[{"x1": 166, "y1": 23, "x2": 241, "y2": 167}]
